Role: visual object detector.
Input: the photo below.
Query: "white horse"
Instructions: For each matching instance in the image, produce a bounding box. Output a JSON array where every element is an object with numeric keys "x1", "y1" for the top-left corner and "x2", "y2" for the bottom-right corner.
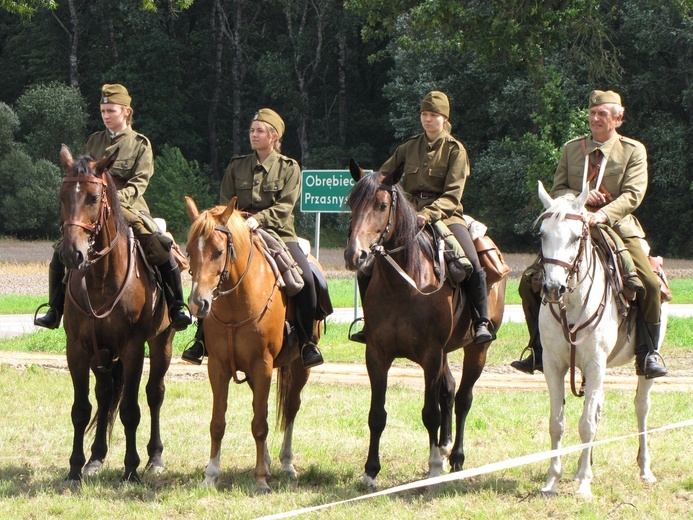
[{"x1": 536, "y1": 181, "x2": 667, "y2": 497}]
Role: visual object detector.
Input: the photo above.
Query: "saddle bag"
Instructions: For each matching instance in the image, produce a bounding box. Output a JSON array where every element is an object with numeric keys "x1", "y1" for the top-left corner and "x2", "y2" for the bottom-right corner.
[
  {"x1": 256, "y1": 229, "x2": 304, "y2": 296},
  {"x1": 474, "y1": 235, "x2": 510, "y2": 285}
]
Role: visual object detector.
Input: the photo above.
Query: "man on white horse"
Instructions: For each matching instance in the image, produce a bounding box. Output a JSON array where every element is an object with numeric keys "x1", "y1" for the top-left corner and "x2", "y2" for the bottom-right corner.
[{"x1": 511, "y1": 89, "x2": 668, "y2": 379}]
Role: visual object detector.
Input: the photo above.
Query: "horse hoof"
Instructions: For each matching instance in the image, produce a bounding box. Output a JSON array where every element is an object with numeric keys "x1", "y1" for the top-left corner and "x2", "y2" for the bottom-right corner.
[
  {"x1": 641, "y1": 474, "x2": 657, "y2": 484},
  {"x1": 257, "y1": 483, "x2": 271, "y2": 494},
  {"x1": 65, "y1": 474, "x2": 82, "y2": 486},
  {"x1": 359, "y1": 474, "x2": 376, "y2": 492},
  {"x1": 281, "y1": 464, "x2": 297, "y2": 479},
  {"x1": 83, "y1": 460, "x2": 103, "y2": 476},
  {"x1": 121, "y1": 471, "x2": 142, "y2": 484},
  {"x1": 203, "y1": 476, "x2": 217, "y2": 489},
  {"x1": 540, "y1": 489, "x2": 558, "y2": 497},
  {"x1": 146, "y1": 459, "x2": 165, "y2": 475}
]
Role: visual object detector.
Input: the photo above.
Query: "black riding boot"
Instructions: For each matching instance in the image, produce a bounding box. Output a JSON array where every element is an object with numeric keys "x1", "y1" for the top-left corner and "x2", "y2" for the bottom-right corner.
[
  {"x1": 182, "y1": 319, "x2": 206, "y2": 365},
  {"x1": 349, "y1": 273, "x2": 370, "y2": 343},
  {"x1": 159, "y1": 257, "x2": 192, "y2": 331},
  {"x1": 293, "y1": 286, "x2": 324, "y2": 369},
  {"x1": 466, "y1": 268, "x2": 494, "y2": 344},
  {"x1": 635, "y1": 320, "x2": 668, "y2": 379},
  {"x1": 34, "y1": 254, "x2": 66, "y2": 329},
  {"x1": 511, "y1": 334, "x2": 544, "y2": 374}
]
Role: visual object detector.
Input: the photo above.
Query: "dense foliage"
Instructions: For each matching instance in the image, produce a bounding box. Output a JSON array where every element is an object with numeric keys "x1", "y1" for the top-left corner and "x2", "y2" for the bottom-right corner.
[{"x1": 0, "y1": 0, "x2": 691, "y2": 255}]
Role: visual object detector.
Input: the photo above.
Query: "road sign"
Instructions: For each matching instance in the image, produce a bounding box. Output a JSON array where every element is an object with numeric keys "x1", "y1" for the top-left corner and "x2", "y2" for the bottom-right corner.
[{"x1": 300, "y1": 170, "x2": 355, "y2": 213}]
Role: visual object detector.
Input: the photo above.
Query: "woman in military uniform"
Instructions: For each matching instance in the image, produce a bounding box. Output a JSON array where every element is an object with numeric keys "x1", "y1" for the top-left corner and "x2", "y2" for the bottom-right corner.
[
  {"x1": 35, "y1": 84, "x2": 191, "y2": 332},
  {"x1": 350, "y1": 91, "x2": 493, "y2": 344},
  {"x1": 182, "y1": 108, "x2": 323, "y2": 369},
  {"x1": 511, "y1": 89, "x2": 667, "y2": 379}
]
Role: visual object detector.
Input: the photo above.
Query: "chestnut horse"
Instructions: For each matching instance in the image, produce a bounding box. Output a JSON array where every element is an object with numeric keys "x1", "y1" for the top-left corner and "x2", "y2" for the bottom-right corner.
[
  {"x1": 185, "y1": 197, "x2": 317, "y2": 493},
  {"x1": 58, "y1": 145, "x2": 174, "y2": 483},
  {"x1": 344, "y1": 161, "x2": 506, "y2": 489}
]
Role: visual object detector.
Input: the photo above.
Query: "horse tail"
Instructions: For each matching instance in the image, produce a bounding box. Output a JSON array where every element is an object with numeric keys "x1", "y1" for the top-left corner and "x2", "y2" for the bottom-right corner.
[
  {"x1": 85, "y1": 359, "x2": 125, "y2": 440},
  {"x1": 275, "y1": 364, "x2": 291, "y2": 431}
]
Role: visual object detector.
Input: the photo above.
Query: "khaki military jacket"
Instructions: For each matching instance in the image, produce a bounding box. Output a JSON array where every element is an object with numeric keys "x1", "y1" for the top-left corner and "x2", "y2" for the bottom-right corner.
[
  {"x1": 83, "y1": 126, "x2": 153, "y2": 213},
  {"x1": 219, "y1": 150, "x2": 300, "y2": 242},
  {"x1": 380, "y1": 131, "x2": 468, "y2": 226},
  {"x1": 551, "y1": 132, "x2": 648, "y2": 238}
]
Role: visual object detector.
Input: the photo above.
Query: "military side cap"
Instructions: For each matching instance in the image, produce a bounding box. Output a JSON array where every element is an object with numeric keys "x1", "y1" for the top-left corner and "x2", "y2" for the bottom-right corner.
[
  {"x1": 254, "y1": 108, "x2": 285, "y2": 139},
  {"x1": 420, "y1": 91, "x2": 450, "y2": 118},
  {"x1": 589, "y1": 90, "x2": 622, "y2": 108},
  {"x1": 101, "y1": 84, "x2": 131, "y2": 107}
]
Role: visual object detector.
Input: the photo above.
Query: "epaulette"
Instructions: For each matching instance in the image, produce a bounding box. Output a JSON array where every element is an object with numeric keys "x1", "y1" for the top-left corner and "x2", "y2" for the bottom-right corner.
[
  {"x1": 444, "y1": 134, "x2": 463, "y2": 149},
  {"x1": 619, "y1": 136, "x2": 642, "y2": 147},
  {"x1": 229, "y1": 153, "x2": 252, "y2": 162},
  {"x1": 566, "y1": 135, "x2": 589, "y2": 145},
  {"x1": 280, "y1": 155, "x2": 299, "y2": 166},
  {"x1": 135, "y1": 133, "x2": 151, "y2": 147}
]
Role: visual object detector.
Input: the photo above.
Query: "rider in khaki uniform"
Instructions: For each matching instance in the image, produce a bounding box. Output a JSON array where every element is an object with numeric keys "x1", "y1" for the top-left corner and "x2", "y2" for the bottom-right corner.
[
  {"x1": 35, "y1": 84, "x2": 191, "y2": 332},
  {"x1": 511, "y1": 89, "x2": 667, "y2": 379},
  {"x1": 181, "y1": 108, "x2": 323, "y2": 369},
  {"x1": 350, "y1": 91, "x2": 494, "y2": 344}
]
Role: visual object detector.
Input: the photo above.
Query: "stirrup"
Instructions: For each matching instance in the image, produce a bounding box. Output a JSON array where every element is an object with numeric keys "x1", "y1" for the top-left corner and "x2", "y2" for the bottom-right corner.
[
  {"x1": 348, "y1": 317, "x2": 366, "y2": 343},
  {"x1": 644, "y1": 351, "x2": 668, "y2": 379},
  {"x1": 473, "y1": 319, "x2": 495, "y2": 344},
  {"x1": 510, "y1": 346, "x2": 542, "y2": 374},
  {"x1": 33, "y1": 303, "x2": 61, "y2": 329},
  {"x1": 181, "y1": 338, "x2": 205, "y2": 365}
]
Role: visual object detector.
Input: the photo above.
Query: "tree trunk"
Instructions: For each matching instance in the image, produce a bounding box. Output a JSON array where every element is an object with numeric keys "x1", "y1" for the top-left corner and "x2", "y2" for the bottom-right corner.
[
  {"x1": 67, "y1": 0, "x2": 79, "y2": 87},
  {"x1": 338, "y1": 32, "x2": 347, "y2": 147},
  {"x1": 207, "y1": 0, "x2": 225, "y2": 180}
]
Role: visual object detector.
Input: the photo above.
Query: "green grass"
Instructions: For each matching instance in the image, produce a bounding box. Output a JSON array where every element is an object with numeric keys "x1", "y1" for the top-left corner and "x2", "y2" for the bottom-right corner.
[
  {"x1": 0, "y1": 365, "x2": 691, "y2": 518},
  {"x1": 2, "y1": 278, "x2": 691, "y2": 314}
]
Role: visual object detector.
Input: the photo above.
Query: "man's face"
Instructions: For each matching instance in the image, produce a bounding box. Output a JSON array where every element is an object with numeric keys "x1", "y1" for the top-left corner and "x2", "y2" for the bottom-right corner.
[{"x1": 589, "y1": 104, "x2": 622, "y2": 141}]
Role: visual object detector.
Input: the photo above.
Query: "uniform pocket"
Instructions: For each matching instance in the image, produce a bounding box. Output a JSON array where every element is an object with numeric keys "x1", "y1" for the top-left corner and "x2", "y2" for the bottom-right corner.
[
  {"x1": 111, "y1": 158, "x2": 135, "y2": 174},
  {"x1": 262, "y1": 179, "x2": 285, "y2": 193},
  {"x1": 428, "y1": 167, "x2": 446, "y2": 178}
]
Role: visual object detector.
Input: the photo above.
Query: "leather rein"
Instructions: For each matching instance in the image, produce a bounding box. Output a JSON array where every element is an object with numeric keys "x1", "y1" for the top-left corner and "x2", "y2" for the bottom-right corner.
[
  {"x1": 62, "y1": 173, "x2": 138, "y2": 372},
  {"x1": 206, "y1": 224, "x2": 281, "y2": 384},
  {"x1": 539, "y1": 211, "x2": 609, "y2": 397},
  {"x1": 368, "y1": 183, "x2": 446, "y2": 294}
]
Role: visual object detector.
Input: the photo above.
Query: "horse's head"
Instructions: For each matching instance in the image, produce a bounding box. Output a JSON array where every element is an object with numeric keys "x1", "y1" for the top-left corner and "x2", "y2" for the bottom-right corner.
[
  {"x1": 59, "y1": 144, "x2": 121, "y2": 269},
  {"x1": 537, "y1": 181, "x2": 590, "y2": 302},
  {"x1": 344, "y1": 158, "x2": 408, "y2": 272},
  {"x1": 185, "y1": 196, "x2": 251, "y2": 318}
]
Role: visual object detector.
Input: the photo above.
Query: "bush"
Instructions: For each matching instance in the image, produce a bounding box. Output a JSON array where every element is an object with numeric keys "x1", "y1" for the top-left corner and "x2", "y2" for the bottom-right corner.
[
  {"x1": 0, "y1": 102, "x2": 20, "y2": 157},
  {"x1": 0, "y1": 149, "x2": 61, "y2": 238},
  {"x1": 148, "y1": 145, "x2": 215, "y2": 242},
  {"x1": 14, "y1": 81, "x2": 87, "y2": 163}
]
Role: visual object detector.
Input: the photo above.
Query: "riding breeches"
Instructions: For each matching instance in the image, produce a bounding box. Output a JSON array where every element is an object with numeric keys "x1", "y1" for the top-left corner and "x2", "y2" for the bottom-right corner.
[
  {"x1": 287, "y1": 241, "x2": 317, "y2": 344},
  {"x1": 620, "y1": 235, "x2": 661, "y2": 323}
]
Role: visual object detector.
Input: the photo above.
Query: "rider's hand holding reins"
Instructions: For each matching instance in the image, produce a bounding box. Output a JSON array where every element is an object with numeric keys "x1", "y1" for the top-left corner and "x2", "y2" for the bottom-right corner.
[{"x1": 245, "y1": 216, "x2": 259, "y2": 230}]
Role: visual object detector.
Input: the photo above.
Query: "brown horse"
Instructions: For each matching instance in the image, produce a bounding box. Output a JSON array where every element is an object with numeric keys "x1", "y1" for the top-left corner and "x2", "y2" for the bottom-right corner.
[
  {"x1": 185, "y1": 196, "x2": 316, "y2": 493},
  {"x1": 344, "y1": 160, "x2": 506, "y2": 489},
  {"x1": 59, "y1": 145, "x2": 174, "y2": 483}
]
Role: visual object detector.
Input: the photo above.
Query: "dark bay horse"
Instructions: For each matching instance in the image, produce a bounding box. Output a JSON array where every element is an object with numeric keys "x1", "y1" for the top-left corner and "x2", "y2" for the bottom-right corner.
[
  {"x1": 185, "y1": 197, "x2": 316, "y2": 493},
  {"x1": 344, "y1": 161, "x2": 506, "y2": 489},
  {"x1": 58, "y1": 145, "x2": 174, "y2": 483}
]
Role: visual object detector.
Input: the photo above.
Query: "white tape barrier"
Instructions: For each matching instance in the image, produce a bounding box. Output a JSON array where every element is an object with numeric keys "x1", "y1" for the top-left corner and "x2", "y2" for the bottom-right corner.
[{"x1": 258, "y1": 418, "x2": 693, "y2": 519}]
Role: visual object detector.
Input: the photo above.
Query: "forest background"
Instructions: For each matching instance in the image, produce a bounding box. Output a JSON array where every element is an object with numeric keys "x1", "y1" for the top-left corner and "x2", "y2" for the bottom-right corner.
[{"x1": 0, "y1": 0, "x2": 691, "y2": 257}]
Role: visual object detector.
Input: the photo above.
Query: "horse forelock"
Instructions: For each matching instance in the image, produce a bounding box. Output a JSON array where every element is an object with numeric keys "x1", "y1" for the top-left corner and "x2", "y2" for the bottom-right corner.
[
  {"x1": 536, "y1": 194, "x2": 582, "y2": 228},
  {"x1": 188, "y1": 205, "x2": 251, "y2": 253},
  {"x1": 71, "y1": 155, "x2": 96, "y2": 178}
]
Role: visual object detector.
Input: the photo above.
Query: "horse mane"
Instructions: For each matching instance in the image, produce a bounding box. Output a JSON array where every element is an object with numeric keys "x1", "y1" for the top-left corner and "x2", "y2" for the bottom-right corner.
[
  {"x1": 347, "y1": 172, "x2": 434, "y2": 277},
  {"x1": 187, "y1": 204, "x2": 252, "y2": 256},
  {"x1": 71, "y1": 155, "x2": 128, "y2": 234}
]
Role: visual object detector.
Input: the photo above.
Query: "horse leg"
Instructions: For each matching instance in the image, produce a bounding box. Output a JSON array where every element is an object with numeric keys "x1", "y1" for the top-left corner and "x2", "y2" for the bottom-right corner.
[
  {"x1": 422, "y1": 356, "x2": 446, "y2": 479},
  {"x1": 278, "y1": 358, "x2": 310, "y2": 479},
  {"x1": 635, "y1": 376, "x2": 656, "y2": 483},
  {"x1": 449, "y1": 344, "x2": 487, "y2": 472},
  {"x1": 83, "y1": 365, "x2": 115, "y2": 477},
  {"x1": 204, "y1": 357, "x2": 231, "y2": 489},
  {"x1": 119, "y1": 349, "x2": 145, "y2": 483},
  {"x1": 361, "y1": 351, "x2": 393, "y2": 490},
  {"x1": 438, "y1": 356, "x2": 455, "y2": 460},
  {"x1": 66, "y1": 348, "x2": 92, "y2": 482},
  {"x1": 247, "y1": 360, "x2": 273, "y2": 494},
  {"x1": 541, "y1": 361, "x2": 568, "y2": 496},
  {"x1": 144, "y1": 331, "x2": 174, "y2": 475},
  {"x1": 572, "y1": 372, "x2": 605, "y2": 497}
]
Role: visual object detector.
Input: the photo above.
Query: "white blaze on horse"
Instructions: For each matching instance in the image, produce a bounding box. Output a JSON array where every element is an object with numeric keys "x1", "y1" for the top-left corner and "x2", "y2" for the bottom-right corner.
[{"x1": 536, "y1": 181, "x2": 666, "y2": 497}]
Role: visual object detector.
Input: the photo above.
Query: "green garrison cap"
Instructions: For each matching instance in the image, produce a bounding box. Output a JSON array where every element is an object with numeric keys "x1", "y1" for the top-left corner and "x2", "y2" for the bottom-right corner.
[
  {"x1": 254, "y1": 108, "x2": 285, "y2": 139},
  {"x1": 589, "y1": 90, "x2": 622, "y2": 108},
  {"x1": 100, "y1": 84, "x2": 131, "y2": 107},
  {"x1": 420, "y1": 91, "x2": 450, "y2": 118}
]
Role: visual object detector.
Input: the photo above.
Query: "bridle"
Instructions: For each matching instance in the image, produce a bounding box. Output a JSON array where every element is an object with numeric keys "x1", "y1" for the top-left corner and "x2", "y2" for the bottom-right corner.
[
  {"x1": 61, "y1": 173, "x2": 119, "y2": 266},
  {"x1": 207, "y1": 224, "x2": 253, "y2": 299},
  {"x1": 539, "y1": 210, "x2": 608, "y2": 398}
]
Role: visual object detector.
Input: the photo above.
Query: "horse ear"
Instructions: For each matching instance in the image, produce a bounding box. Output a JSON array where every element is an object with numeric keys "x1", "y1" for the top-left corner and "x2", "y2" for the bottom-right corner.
[
  {"x1": 185, "y1": 196, "x2": 199, "y2": 222},
  {"x1": 383, "y1": 161, "x2": 405, "y2": 187},
  {"x1": 59, "y1": 144, "x2": 73, "y2": 171},
  {"x1": 576, "y1": 183, "x2": 590, "y2": 210},
  {"x1": 349, "y1": 158, "x2": 365, "y2": 183},
  {"x1": 538, "y1": 180, "x2": 553, "y2": 209},
  {"x1": 221, "y1": 196, "x2": 237, "y2": 224},
  {"x1": 96, "y1": 149, "x2": 119, "y2": 175}
]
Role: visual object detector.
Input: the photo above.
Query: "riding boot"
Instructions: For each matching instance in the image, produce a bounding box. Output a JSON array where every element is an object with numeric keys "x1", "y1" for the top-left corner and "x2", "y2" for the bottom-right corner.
[
  {"x1": 349, "y1": 273, "x2": 371, "y2": 343},
  {"x1": 511, "y1": 264, "x2": 544, "y2": 374},
  {"x1": 181, "y1": 319, "x2": 206, "y2": 365},
  {"x1": 511, "y1": 334, "x2": 543, "y2": 374},
  {"x1": 34, "y1": 254, "x2": 66, "y2": 329},
  {"x1": 293, "y1": 286, "x2": 324, "y2": 368},
  {"x1": 466, "y1": 268, "x2": 494, "y2": 344},
  {"x1": 634, "y1": 319, "x2": 668, "y2": 379},
  {"x1": 158, "y1": 256, "x2": 192, "y2": 331}
]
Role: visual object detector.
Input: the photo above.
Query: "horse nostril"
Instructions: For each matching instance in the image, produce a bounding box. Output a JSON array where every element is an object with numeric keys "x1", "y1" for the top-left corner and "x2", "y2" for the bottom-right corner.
[
  {"x1": 358, "y1": 250, "x2": 368, "y2": 261},
  {"x1": 559, "y1": 285, "x2": 567, "y2": 296}
]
